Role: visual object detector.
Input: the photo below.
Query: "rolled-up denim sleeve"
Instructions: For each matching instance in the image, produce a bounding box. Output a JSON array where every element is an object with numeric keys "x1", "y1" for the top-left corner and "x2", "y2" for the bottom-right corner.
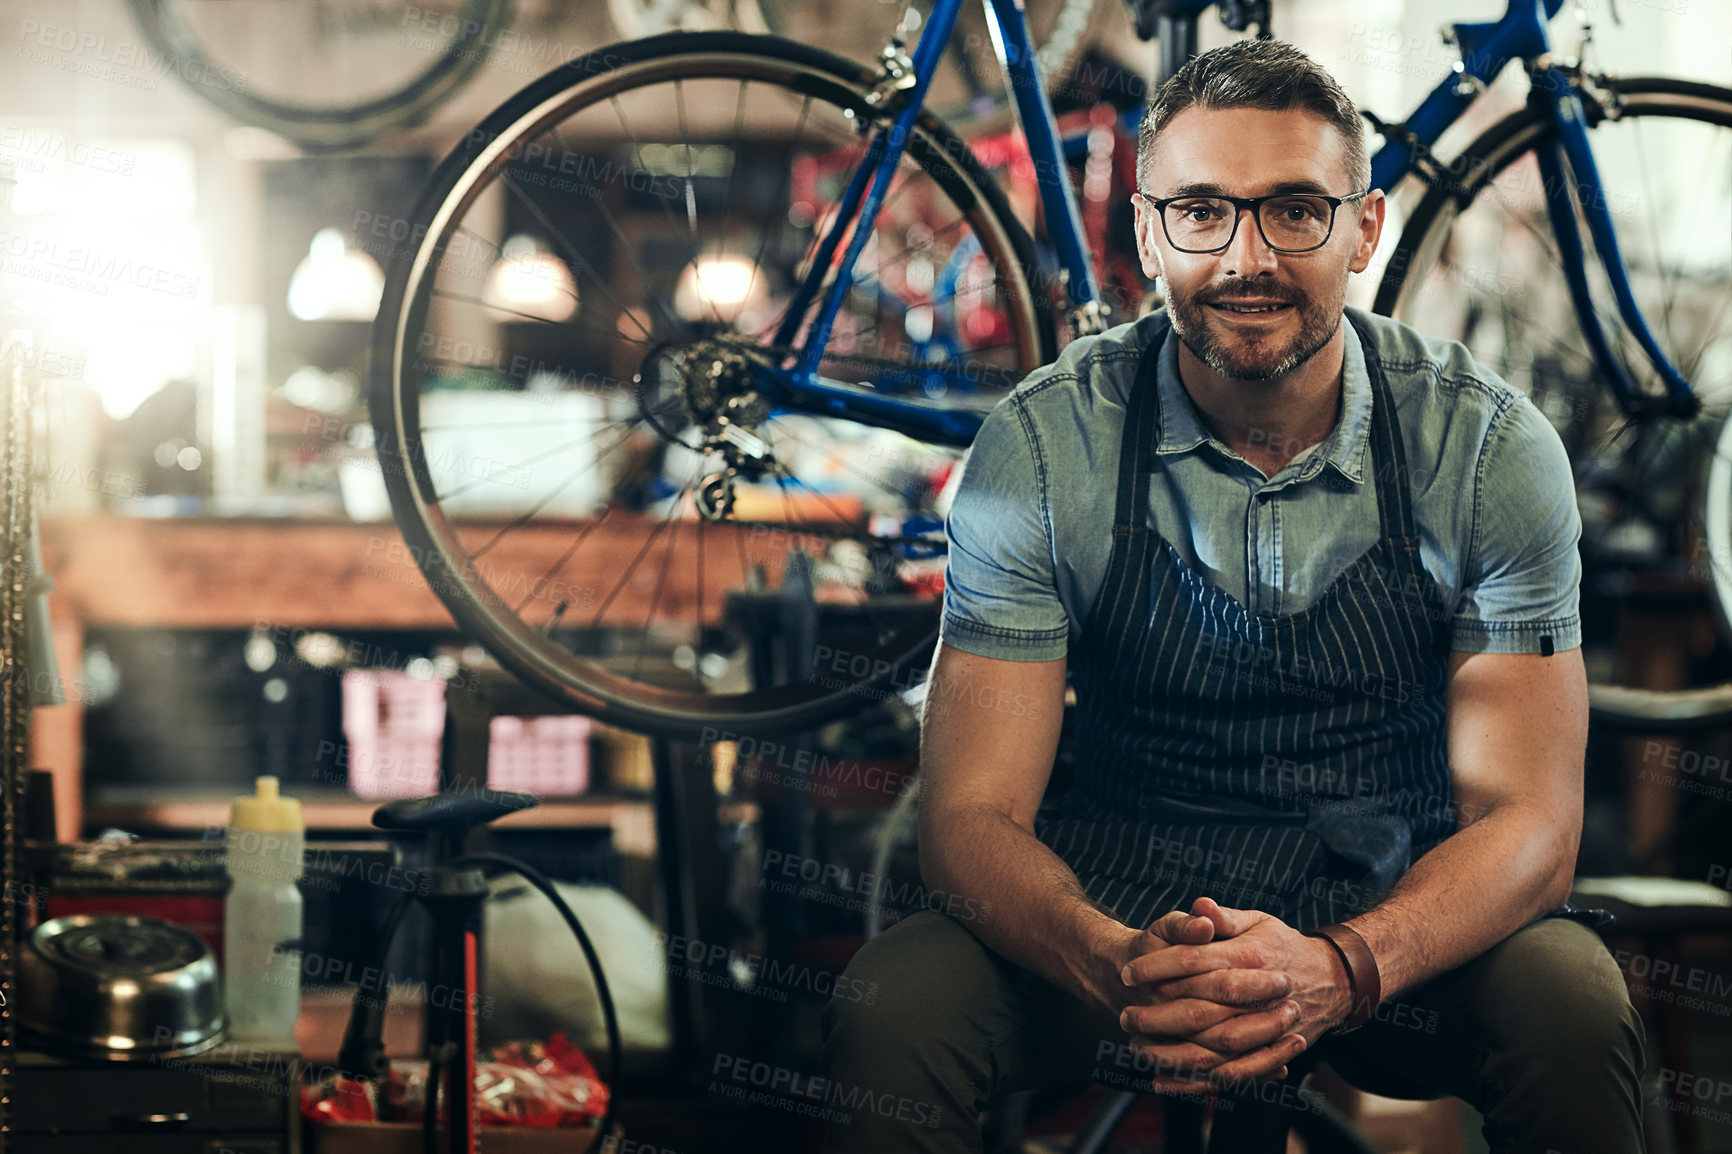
[
  {"x1": 939, "y1": 401, "x2": 1071, "y2": 661},
  {"x1": 1452, "y1": 394, "x2": 1583, "y2": 654}
]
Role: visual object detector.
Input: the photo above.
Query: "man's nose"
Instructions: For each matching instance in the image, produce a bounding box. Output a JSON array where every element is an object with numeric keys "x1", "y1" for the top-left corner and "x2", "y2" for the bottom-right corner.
[{"x1": 1220, "y1": 206, "x2": 1281, "y2": 277}]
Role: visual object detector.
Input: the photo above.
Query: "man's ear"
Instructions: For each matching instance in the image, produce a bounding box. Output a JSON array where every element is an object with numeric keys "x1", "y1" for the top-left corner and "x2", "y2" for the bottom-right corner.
[
  {"x1": 1349, "y1": 189, "x2": 1386, "y2": 274},
  {"x1": 1132, "y1": 195, "x2": 1164, "y2": 282}
]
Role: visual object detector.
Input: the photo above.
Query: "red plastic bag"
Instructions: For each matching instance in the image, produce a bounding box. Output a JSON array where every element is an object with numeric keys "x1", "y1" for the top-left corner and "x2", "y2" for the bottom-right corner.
[
  {"x1": 301, "y1": 1072, "x2": 378, "y2": 1123},
  {"x1": 380, "y1": 1033, "x2": 609, "y2": 1128},
  {"x1": 301, "y1": 1033, "x2": 607, "y2": 1129}
]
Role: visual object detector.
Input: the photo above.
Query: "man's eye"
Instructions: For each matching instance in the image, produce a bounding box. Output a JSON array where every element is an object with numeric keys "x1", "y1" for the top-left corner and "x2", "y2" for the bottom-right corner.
[{"x1": 1178, "y1": 204, "x2": 1218, "y2": 222}]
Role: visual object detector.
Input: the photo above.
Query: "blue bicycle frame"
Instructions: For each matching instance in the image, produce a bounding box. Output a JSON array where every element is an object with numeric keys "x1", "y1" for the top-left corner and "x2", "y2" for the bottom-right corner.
[
  {"x1": 1365, "y1": 0, "x2": 1697, "y2": 418},
  {"x1": 757, "y1": 0, "x2": 1699, "y2": 453}
]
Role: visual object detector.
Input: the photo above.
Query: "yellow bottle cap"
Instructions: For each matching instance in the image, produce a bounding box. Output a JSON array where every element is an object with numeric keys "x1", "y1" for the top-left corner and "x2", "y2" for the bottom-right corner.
[{"x1": 229, "y1": 775, "x2": 304, "y2": 833}]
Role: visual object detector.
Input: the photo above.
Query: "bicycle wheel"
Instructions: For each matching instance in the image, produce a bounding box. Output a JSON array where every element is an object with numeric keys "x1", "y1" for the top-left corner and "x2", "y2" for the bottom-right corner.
[
  {"x1": 1374, "y1": 76, "x2": 1732, "y2": 730},
  {"x1": 129, "y1": 0, "x2": 508, "y2": 150},
  {"x1": 370, "y1": 31, "x2": 1055, "y2": 739}
]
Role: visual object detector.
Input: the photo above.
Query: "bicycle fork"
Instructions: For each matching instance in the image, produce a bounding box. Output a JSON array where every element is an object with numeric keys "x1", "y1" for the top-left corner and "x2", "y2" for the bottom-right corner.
[{"x1": 1530, "y1": 66, "x2": 1701, "y2": 420}]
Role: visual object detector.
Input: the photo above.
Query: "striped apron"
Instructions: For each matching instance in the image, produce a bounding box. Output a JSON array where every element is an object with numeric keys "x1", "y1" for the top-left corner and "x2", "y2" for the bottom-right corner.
[{"x1": 1036, "y1": 312, "x2": 1456, "y2": 933}]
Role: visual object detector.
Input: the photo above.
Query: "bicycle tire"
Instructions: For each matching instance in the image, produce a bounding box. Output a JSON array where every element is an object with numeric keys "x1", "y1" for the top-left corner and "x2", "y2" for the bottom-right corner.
[
  {"x1": 371, "y1": 31, "x2": 1056, "y2": 739},
  {"x1": 128, "y1": 0, "x2": 509, "y2": 150},
  {"x1": 1373, "y1": 76, "x2": 1732, "y2": 731}
]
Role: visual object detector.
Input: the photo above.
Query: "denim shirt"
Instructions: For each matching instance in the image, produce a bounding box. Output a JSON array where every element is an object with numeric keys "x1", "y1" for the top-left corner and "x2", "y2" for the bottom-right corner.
[{"x1": 939, "y1": 306, "x2": 1582, "y2": 662}]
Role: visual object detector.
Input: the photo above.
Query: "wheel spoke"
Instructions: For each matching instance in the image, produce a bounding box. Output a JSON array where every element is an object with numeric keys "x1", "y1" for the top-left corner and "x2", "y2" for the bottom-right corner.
[
  {"x1": 470, "y1": 416, "x2": 646, "y2": 562},
  {"x1": 499, "y1": 167, "x2": 677, "y2": 339}
]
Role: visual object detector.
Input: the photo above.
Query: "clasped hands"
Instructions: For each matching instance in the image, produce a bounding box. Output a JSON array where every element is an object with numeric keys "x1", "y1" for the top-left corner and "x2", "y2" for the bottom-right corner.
[{"x1": 1101, "y1": 897, "x2": 1353, "y2": 1095}]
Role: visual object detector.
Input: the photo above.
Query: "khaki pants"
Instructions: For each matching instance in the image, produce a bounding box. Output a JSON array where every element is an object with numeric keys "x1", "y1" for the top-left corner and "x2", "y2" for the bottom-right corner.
[{"x1": 820, "y1": 911, "x2": 1646, "y2": 1154}]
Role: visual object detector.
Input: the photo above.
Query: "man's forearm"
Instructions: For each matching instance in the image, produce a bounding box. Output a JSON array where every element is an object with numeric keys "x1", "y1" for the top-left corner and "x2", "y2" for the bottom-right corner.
[
  {"x1": 920, "y1": 804, "x2": 1134, "y2": 1014},
  {"x1": 1344, "y1": 804, "x2": 1575, "y2": 1000}
]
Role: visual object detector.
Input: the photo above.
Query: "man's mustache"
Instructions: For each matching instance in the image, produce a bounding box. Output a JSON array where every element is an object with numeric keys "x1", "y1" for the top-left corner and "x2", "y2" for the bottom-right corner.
[{"x1": 1197, "y1": 285, "x2": 1299, "y2": 306}]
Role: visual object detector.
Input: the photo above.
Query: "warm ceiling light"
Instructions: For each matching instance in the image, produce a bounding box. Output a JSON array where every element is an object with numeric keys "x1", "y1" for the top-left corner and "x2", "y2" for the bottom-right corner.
[
  {"x1": 287, "y1": 228, "x2": 384, "y2": 321},
  {"x1": 675, "y1": 252, "x2": 766, "y2": 323},
  {"x1": 482, "y1": 235, "x2": 578, "y2": 323}
]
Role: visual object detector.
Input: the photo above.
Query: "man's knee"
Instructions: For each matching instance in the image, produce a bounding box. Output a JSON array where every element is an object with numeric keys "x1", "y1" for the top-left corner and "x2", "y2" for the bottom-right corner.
[
  {"x1": 822, "y1": 909, "x2": 1016, "y2": 1077},
  {"x1": 1460, "y1": 919, "x2": 1648, "y2": 1151},
  {"x1": 1480, "y1": 919, "x2": 1645, "y2": 1076}
]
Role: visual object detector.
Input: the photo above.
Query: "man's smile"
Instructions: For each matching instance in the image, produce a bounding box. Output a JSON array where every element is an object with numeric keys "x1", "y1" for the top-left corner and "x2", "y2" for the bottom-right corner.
[{"x1": 1206, "y1": 299, "x2": 1296, "y2": 321}]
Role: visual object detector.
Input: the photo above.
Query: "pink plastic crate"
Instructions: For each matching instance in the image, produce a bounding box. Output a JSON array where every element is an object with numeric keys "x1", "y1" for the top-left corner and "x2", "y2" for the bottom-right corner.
[
  {"x1": 486, "y1": 714, "x2": 592, "y2": 796},
  {"x1": 341, "y1": 670, "x2": 446, "y2": 798}
]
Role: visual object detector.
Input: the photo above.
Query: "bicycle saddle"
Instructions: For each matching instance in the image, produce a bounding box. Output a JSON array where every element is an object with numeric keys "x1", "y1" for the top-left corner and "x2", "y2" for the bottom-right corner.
[{"x1": 371, "y1": 791, "x2": 539, "y2": 838}]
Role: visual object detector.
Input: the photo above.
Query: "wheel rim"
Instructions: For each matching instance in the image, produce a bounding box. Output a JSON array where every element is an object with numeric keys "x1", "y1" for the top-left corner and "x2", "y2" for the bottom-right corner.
[{"x1": 374, "y1": 42, "x2": 1049, "y2": 736}]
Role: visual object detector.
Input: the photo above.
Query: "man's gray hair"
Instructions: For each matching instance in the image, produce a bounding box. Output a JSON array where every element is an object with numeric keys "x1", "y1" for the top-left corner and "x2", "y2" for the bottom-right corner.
[{"x1": 1137, "y1": 39, "x2": 1370, "y2": 196}]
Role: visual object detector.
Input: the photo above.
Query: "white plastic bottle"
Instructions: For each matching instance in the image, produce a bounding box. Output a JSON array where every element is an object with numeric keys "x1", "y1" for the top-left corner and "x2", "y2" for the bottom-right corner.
[{"x1": 224, "y1": 775, "x2": 305, "y2": 1045}]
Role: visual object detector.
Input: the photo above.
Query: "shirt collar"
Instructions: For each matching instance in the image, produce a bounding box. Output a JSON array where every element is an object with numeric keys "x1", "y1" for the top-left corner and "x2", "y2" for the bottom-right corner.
[{"x1": 1152, "y1": 314, "x2": 1373, "y2": 485}]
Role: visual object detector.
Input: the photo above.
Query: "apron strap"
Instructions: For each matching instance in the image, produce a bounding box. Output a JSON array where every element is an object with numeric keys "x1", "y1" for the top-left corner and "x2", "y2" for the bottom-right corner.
[
  {"x1": 1112, "y1": 315, "x2": 1170, "y2": 536},
  {"x1": 1347, "y1": 311, "x2": 1417, "y2": 542}
]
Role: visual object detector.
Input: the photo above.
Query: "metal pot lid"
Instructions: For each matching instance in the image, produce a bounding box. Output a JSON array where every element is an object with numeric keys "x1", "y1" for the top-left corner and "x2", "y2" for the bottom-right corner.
[
  {"x1": 35, "y1": 916, "x2": 208, "y2": 974},
  {"x1": 20, "y1": 916, "x2": 225, "y2": 1062}
]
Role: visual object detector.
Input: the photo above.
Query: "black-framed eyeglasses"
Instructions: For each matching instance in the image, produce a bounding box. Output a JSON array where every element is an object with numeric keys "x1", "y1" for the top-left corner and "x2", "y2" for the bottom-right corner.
[{"x1": 1137, "y1": 190, "x2": 1370, "y2": 254}]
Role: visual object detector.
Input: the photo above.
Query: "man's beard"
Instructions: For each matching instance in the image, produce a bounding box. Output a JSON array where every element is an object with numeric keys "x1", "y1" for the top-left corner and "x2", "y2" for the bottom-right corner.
[{"x1": 1167, "y1": 281, "x2": 1342, "y2": 382}]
